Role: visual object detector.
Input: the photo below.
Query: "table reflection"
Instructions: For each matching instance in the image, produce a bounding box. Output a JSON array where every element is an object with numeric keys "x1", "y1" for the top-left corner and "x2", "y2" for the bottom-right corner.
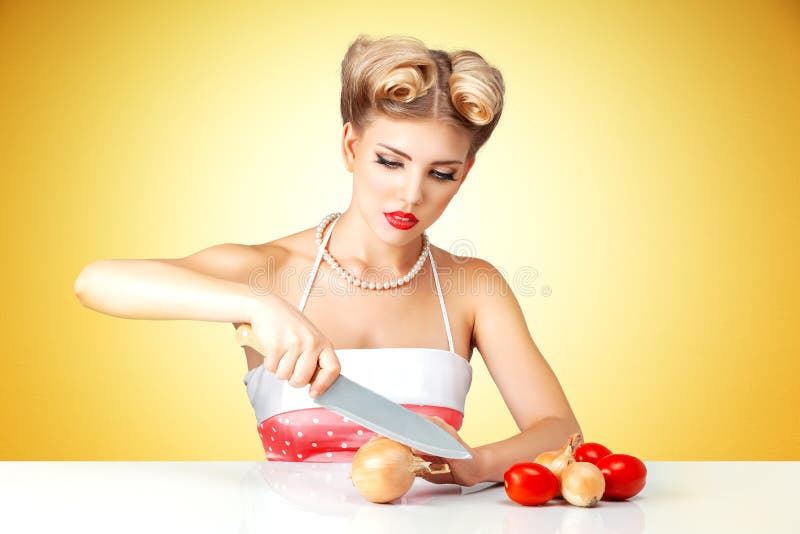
[{"x1": 238, "y1": 461, "x2": 645, "y2": 534}]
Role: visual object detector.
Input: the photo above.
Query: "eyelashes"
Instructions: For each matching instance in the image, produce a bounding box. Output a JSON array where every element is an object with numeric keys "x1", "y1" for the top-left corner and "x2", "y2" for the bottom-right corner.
[{"x1": 375, "y1": 154, "x2": 457, "y2": 181}]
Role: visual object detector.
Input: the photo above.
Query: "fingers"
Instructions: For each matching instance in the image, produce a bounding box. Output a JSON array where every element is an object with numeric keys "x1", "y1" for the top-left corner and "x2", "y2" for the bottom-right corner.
[
  {"x1": 262, "y1": 340, "x2": 341, "y2": 400},
  {"x1": 418, "y1": 469, "x2": 455, "y2": 485},
  {"x1": 409, "y1": 449, "x2": 454, "y2": 484},
  {"x1": 308, "y1": 346, "x2": 341, "y2": 398},
  {"x1": 287, "y1": 349, "x2": 318, "y2": 387},
  {"x1": 262, "y1": 348, "x2": 281, "y2": 374},
  {"x1": 273, "y1": 349, "x2": 298, "y2": 381}
]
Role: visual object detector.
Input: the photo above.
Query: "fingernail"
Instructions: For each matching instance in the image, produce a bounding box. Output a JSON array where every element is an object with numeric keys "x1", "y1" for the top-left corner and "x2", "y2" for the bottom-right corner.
[{"x1": 309, "y1": 389, "x2": 319, "y2": 398}]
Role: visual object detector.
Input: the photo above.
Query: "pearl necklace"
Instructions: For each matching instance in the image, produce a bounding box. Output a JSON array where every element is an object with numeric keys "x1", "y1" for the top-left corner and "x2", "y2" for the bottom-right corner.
[{"x1": 315, "y1": 212, "x2": 430, "y2": 290}]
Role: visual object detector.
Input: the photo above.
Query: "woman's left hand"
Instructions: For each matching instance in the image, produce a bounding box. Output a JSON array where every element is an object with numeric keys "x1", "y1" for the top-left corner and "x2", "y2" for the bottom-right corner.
[{"x1": 410, "y1": 415, "x2": 486, "y2": 487}]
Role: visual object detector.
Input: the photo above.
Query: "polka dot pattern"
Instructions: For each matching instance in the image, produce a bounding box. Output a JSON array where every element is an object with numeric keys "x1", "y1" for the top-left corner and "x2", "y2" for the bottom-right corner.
[{"x1": 256, "y1": 404, "x2": 464, "y2": 462}]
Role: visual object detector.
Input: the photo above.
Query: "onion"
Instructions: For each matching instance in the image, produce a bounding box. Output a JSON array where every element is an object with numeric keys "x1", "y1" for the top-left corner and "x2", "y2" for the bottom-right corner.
[
  {"x1": 533, "y1": 432, "x2": 583, "y2": 496},
  {"x1": 560, "y1": 461, "x2": 605, "y2": 507},
  {"x1": 348, "y1": 436, "x2": 449, "y2": 503}
]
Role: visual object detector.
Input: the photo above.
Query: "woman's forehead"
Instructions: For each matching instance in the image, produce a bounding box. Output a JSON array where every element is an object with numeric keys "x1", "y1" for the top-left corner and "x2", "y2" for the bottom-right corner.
[{"x1": 363, "y1": 117, "x2": 470, "y2": 158}]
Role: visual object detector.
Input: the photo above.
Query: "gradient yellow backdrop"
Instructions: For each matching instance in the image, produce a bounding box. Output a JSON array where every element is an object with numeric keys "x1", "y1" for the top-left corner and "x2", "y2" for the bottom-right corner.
[{"x1": 1, "y1": 0, "x2": 798, "y2": 460}]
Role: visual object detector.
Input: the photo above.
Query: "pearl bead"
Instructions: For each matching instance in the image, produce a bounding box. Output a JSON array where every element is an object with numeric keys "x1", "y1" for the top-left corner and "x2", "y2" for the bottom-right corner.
[
  {"x1": 368, "y1": 282, "x2": 375, "y2": 290},
  {"x1": 383, "y1": 282, "x2": 390, "y2": 289}
]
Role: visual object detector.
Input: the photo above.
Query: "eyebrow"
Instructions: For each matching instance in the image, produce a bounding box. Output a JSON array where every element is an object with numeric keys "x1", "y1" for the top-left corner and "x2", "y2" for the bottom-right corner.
[{"x1": 376, "y1": 143, "x2": 463, "y2": 165}]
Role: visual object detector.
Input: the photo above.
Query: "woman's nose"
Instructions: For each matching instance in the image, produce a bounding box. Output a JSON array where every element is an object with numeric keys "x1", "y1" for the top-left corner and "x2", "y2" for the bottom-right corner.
[{"x1": 399, "y1": 173, "x2": 424, "y2": 205}]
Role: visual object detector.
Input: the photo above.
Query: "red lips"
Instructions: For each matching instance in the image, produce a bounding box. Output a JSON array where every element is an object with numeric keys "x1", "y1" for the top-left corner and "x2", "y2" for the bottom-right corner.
[
  {"x1": 386, "y1": 211, "x2": 418, "y2": 222},
  {"x1": 384, "y1": 211, "x2": 418, "y2": 230}
]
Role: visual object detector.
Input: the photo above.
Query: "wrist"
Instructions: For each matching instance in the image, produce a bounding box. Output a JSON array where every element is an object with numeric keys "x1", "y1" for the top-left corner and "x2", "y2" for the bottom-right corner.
[
  {"x1": 472, "y1": 446, "x2": 494, "y2": 485},
  {"x1": 245, "y1": 292, "x2": 274, "y2": 324}
]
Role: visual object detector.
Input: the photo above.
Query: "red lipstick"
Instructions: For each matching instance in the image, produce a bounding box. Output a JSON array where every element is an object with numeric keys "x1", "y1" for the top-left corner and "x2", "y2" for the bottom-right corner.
[{"x1": 384, "y1": 211, "x2": 419, "y2": 230}]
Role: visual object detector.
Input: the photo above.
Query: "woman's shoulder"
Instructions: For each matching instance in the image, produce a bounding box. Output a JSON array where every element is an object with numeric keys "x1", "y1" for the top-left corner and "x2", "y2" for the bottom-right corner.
[
  {"x1": 429, "y1": 245, "x2": 511, "y2": 303},
  {"x1": 429, "y1": 244, "x2": 503, "y2": 280},
  {"x1": 255, "y1": 225, "x2": 318, "y2": 267}
]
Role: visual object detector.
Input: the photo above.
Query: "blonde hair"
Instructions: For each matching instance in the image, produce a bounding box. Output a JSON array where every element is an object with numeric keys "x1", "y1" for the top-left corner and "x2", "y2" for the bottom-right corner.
[{"x1": 340, "y1": 34, "x2": 506, "y2": 160}]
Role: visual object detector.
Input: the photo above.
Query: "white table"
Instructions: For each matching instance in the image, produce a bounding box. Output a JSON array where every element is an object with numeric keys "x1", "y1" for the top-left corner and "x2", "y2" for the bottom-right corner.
[{"x1": 0, "y1": 462, "x2": 795, "y2": 533}]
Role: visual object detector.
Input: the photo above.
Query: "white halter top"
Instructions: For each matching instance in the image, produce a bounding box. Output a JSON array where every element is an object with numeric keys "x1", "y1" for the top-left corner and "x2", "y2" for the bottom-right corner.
[{"x1": 243, "y1": 216, "x2": 473, "y2": 426}]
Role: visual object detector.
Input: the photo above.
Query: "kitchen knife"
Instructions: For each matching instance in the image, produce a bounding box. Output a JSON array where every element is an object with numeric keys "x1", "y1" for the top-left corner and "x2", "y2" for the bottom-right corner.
[{"x1": 236, "y1": 324, "x2": 472, "y2": 460}]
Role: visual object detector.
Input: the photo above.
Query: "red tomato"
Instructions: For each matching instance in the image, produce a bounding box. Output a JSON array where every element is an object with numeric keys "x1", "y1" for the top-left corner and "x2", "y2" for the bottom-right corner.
[
  {"x1": 503, "y1": 462, "x2": 559, "y2": 506},
  {"x1": 596, "y1": 453, "x2": 647, "y2": 500},
  {"x1": 575, "y1": 442, "x2": 613, "y2": 464}
]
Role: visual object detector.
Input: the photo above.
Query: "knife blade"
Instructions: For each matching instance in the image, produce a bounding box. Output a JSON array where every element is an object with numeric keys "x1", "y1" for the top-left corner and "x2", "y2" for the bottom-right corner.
[
  {"x1": 312, "y1": 373, "x2": 471, "y2": 459},
  {"x1": 236, "y1": 324, "x2": 472, "y2": 460}
]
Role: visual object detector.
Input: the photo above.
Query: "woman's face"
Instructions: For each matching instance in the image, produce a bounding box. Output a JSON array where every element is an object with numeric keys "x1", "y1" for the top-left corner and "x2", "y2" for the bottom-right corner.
[{"x1": 342, "y1": 114, "x2": 476, "y2": 246}]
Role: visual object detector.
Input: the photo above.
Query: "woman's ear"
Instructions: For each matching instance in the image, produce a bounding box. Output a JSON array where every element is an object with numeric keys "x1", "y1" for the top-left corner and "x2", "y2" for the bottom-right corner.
[{"x1": 341, "y1": 122, "x2": 359, "y2": 172}]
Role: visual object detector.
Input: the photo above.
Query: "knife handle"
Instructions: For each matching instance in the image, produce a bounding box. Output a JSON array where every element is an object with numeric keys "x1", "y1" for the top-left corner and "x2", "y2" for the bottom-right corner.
[
  {"x1": 235, "y1": 324, "x2": 323, "y2": 383},
  {"x1": 234, "y1": 324, "x2": 264, "y2": 353}
]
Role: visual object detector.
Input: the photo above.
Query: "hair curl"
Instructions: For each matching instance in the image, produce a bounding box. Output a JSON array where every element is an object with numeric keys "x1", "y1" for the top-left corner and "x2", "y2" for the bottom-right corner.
[{"x1": 340, "y1": 34, "x2": 505, "y2": 160}]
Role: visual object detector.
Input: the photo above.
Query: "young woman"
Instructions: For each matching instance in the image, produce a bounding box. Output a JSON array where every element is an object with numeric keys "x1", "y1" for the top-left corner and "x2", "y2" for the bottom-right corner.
[{"x1": 74, "y1": 34, "x2": 582, "y2": 486}]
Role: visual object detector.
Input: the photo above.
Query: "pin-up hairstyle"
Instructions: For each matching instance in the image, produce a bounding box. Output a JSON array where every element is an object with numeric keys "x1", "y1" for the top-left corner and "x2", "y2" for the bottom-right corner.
[{"x1": 340, "y1": 34, "x2": 506, "y2": 160}]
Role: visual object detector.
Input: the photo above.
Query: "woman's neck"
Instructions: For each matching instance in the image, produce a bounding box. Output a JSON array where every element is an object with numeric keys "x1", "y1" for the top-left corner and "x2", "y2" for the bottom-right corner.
[{"x1": 326, "y1": 209, "x2": 426, "y2": 276}]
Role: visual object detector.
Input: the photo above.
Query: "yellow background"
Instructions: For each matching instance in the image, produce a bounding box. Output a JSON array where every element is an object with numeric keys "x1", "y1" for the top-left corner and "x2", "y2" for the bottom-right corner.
[{"x1": 1, "y1": 0, "x2": 798, "y2": 460}]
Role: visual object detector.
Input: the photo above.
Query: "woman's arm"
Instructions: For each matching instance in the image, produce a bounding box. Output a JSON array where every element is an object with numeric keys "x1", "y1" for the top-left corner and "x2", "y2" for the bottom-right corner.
[
  {"x1": 467, "y1": 258, "x2": 582, "y2": 483},
  {"x1": 73, "y1": 243, "x2": 269, "y2": 323}
]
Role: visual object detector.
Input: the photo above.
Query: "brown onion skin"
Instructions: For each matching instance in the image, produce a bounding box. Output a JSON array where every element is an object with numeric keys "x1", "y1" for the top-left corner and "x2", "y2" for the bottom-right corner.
[
  {"x1": 533, "y1": 433, "x2": 582, "y2": 497},
  {"x1": 350, "y1": 436, "x2": 430, "y2": 504},
  {"x1": 560, "y1": 461, "x2": 605, "y2": 507}
]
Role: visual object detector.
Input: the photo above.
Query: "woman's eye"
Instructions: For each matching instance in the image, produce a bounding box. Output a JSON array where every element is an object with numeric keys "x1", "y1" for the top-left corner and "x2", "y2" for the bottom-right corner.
[
  {"x1": 375, "y1": 155, "x2": 456, "y2": 181},
  {"x1": 376, "y1": 155, "x2": 402, "y2": 168},
  {"x1": 432, "y1": 170, "x2": 456, "y2": 181}
]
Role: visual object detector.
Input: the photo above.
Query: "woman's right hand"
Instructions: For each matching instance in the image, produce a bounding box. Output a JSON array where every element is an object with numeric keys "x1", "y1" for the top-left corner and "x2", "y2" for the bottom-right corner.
[{"x1": 244, "y1": 294, "x2": 341, "y2": 399}]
